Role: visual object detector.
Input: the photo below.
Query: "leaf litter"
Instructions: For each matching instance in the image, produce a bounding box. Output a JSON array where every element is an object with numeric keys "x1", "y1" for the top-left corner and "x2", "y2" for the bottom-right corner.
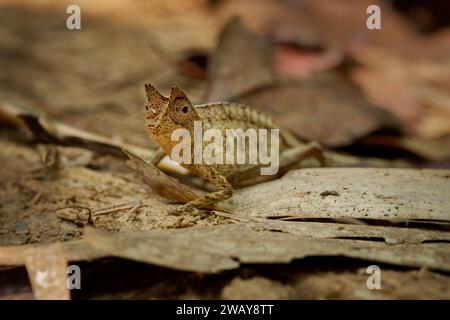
[{"x1": 0, "y1": 0, "x2": 449, "y2": 299}]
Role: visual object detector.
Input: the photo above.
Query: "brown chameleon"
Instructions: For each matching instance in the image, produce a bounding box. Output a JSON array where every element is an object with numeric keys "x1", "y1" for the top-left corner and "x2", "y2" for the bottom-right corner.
[{"x1": 144, "y1": 84, "x2": 324, "y2": 214}]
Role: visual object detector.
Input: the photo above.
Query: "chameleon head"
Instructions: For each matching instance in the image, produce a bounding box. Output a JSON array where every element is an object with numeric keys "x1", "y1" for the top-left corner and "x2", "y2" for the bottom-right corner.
[
  {"x1": 144, "y1": 83, "x2": 169, "y2": 130},
  {"x1": 144, "y1": 84, "x2": 199, "y2": 138}
]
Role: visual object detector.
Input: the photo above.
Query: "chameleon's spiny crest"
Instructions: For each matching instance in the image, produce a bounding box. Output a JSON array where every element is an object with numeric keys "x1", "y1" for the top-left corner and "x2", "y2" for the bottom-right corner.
[
  {"x1": 144, "y1": 83, "x2": 169, "y2": 128},
  {"x1": 145, "y1": 83, "x2": 167, "y2": 102}
]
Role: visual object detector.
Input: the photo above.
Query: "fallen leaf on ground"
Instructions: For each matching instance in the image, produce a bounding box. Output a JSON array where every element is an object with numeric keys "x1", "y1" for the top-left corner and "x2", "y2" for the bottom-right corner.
[
  {"x1": 83, "y1": 224, "x2": 450, "y2": 272},
  {"x1": 223, "y1": 168, "x2": 450, "y2": 221},
  {"x1": 0, "y1": 101, "x2": 184, "y2": 175},
  {"x1": 203, "y1": 17, "x2": 275, "y2": 102},
  {"x1": 351, "y1": 47, "x2": 450, "y2": 139},
  {"x1": 355, "y1": 135, "x2": 450, "y2": 162},
  {"x1": 123, "y1": 149, "x2": 225, "y2": 211},
  {"x1": 236, "y1": 73, "x2": 399, "y2": 147},
  {"x1": 254, "y1": 219, "x2": 450, "y2": 245},
  {"x1": 24, "y1": 243, "x2": 69, "y2": 300}
]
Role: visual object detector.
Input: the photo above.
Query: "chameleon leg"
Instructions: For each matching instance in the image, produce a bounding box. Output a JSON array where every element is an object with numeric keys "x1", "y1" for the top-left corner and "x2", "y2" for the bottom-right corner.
[
  {"x1": 150, "y1": 147, "x2": 166, "y2": 165},
  {"x1": 169, "y1": 166, "x2": 233, "y2": 215},
  {"x1": 279, "y1": 141, "x2": 326, "y2": 168},
  {"x1": 228, "y1": 142, "x2": 326, "y2": 188}
]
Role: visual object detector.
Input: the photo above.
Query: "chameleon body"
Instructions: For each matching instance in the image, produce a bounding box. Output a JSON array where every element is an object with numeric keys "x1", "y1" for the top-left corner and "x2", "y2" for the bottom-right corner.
[{"x1": 144, "y1": 84, "x2": 323, "y2": 213}]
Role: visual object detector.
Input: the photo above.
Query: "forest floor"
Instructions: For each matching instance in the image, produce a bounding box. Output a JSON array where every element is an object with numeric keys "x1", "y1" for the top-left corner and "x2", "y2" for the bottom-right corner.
[{"x1": 0, "y1": 0, "x2": 449, "y2": 299}]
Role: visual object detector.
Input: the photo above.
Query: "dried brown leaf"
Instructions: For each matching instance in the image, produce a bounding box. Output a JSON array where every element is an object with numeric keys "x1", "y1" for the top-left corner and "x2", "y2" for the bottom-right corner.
[
  {"x1": 0, "y1": 102, "x2": 184, "y2": 175},
  {"x1": 24, "y1": 244, "x2": 69, "y2": 300},
  {"x1": 203, "y1": 17, "x2": 275, "y2": 102},
  {"x1": 351, "y1": 47, "x2": 450, "y2": 139},
  {"x1": 355, "y1": 135, "x2": 450, "y2": 162},
  {"x1": 123, "y1": 149, "x2": 226, "y2": 211},
  {"x1": 223, "y1": 168, "x2": 450, "y2": 221},
  {"x1": 237, "y1": 73, "x2": 398, "y2": 147},
  {"x1": 0, "y1": 243, "x2": 81, "y2": 299},
  {"x1": 83, "y1": 224, "x2": 450, "y2": 272},
  {"x1": 250, "y1": 219, "x2": 450, "y2": 245}
]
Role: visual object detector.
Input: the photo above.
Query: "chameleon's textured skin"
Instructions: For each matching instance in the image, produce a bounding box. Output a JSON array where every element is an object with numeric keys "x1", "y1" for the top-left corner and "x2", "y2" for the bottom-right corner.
[{"x1": 144, "y1": 84, "x2": 320, "y2": 211}]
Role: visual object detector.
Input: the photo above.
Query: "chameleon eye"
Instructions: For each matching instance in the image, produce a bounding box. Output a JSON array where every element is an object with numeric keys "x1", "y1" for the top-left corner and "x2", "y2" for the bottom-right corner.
[{"x1": 169, "y1": 99, "x2": 193, "y2": 124}]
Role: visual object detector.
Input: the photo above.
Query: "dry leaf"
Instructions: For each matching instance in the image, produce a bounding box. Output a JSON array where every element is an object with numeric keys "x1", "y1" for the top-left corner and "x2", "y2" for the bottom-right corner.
[
  {"x1": 355, "y1": 135, "x2": 450, "y2": 162},
  {"x1": 0, "y1": 102, "x2": 184, "y2": 175},
  {"x1": 0, "y1": 216, "x2": 448, "y2": 298},
  {"x1": 250, "y1": 219, "x2": 450, "y2": 245},
  {"x1": 351, "y1": 47, "x2": 450, "y2": 139},
  {"x1": 203, "y1": 17, "x2": 275, "y2": 102},
  {"x1": 274, "y1": 43, "x2": 342, "y2": 79},
  {"x1": 237, "y1": 73, "x2": 398, "y2": 147},
  {"x1": 223, "y1": 168, "x2": 450, "y2": 221},
  {"x1": 83, "y1": 224, "x2": 450, "y2": 272},
  {"x1": 124, "y1": 149, "x2": 226, "y2": 211},
  {"x1": 0, "y1": 243, "x2": 77, "y2": 299},
  {"x1": 290, "y1": 269, "x2": 450, "y2": 299},
  {"x1": 0, "y1": 0, "x2": 218, "y2": 147},
  {"x1": 24, "y1": 244, "x2": 70, "y2": 300},
  {"x1": 221, "y1": 277, "x2": 292, "y2": 300},
  {"x1": 216, "y1": 0, "x2": 373, "y2": 71}
]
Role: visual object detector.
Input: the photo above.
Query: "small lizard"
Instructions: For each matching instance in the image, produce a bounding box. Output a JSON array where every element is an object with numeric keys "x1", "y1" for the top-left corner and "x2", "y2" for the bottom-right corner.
[{"x1": 144, "y1": 84, "x2": 324, "y2": 214}]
